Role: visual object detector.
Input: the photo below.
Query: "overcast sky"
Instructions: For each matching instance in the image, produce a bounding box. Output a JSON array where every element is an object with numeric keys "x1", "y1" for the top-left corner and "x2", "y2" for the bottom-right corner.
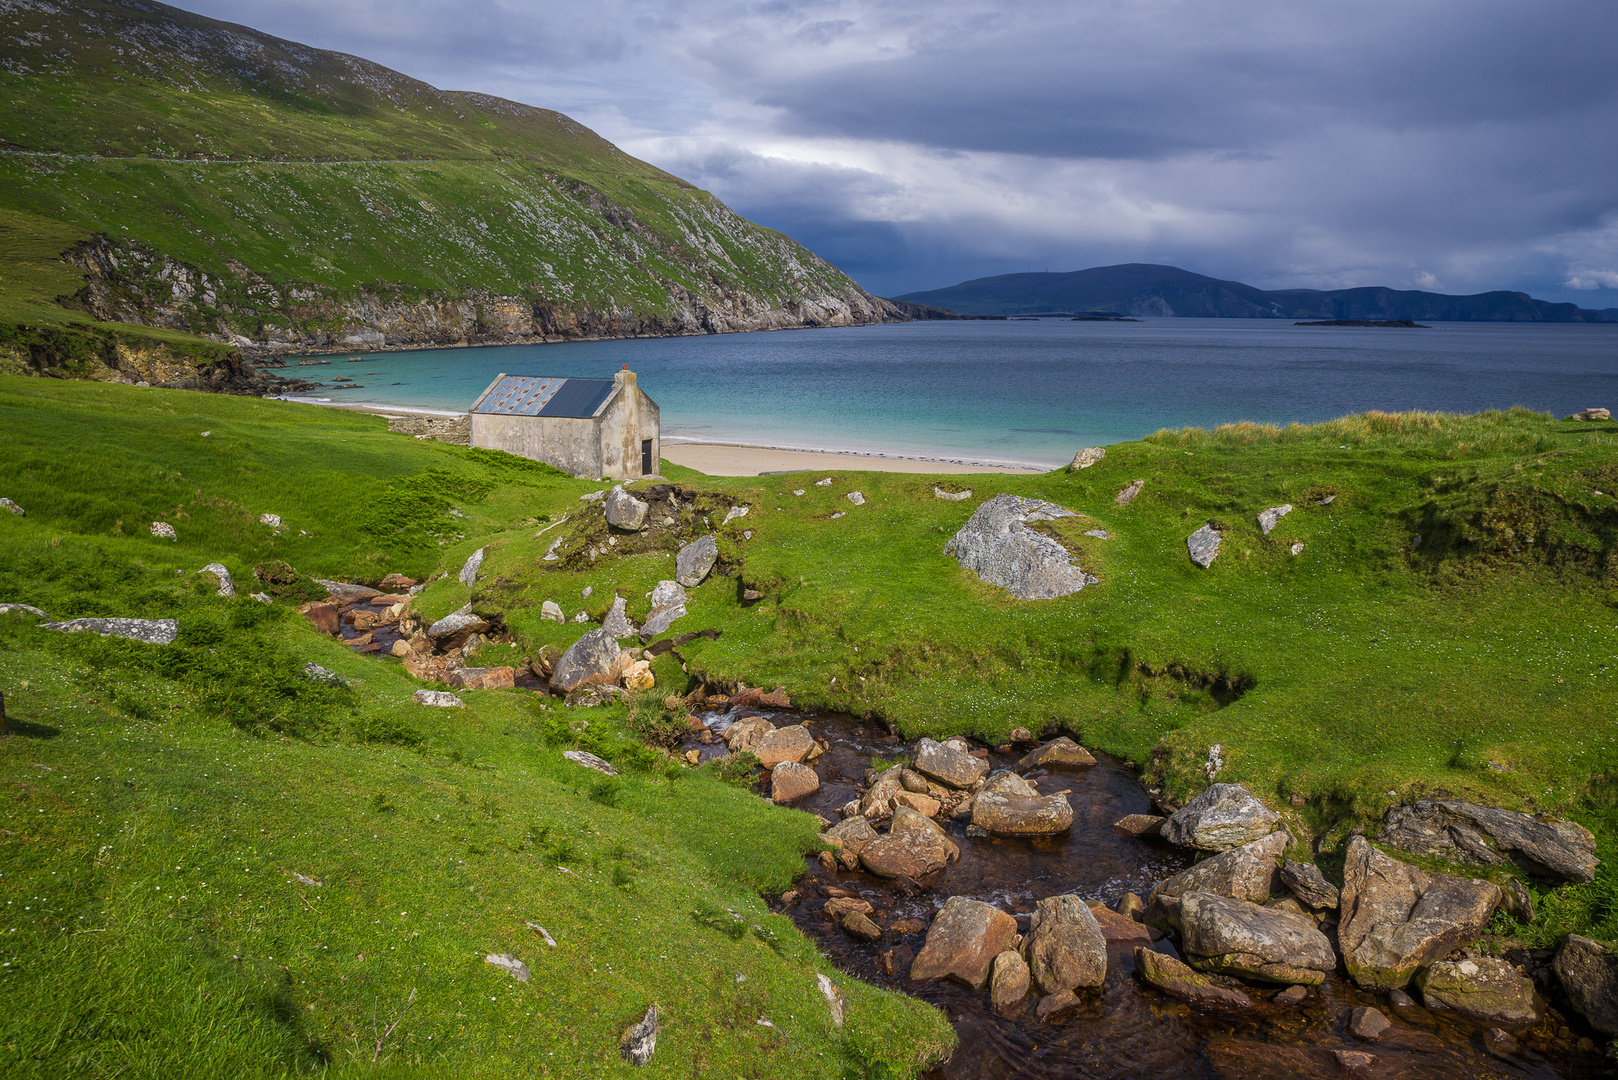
[{"x1": 183, "y1": 0, "x2": 1618, "y2": 305}]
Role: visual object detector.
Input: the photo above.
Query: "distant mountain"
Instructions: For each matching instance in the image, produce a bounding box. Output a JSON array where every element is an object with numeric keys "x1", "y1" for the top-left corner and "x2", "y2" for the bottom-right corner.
[
  {"x1": 0, "y1": 0, "x2": 898, "y2": 363},
  {"x1": 897, "y1": 264, "x2": 1615, "y2": 323}
]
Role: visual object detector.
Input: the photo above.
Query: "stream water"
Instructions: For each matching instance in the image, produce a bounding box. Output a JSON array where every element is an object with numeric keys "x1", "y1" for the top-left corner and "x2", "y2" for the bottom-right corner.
[{"x1": 675, "y1": 707, "x2": 1618, "y2": 1080}]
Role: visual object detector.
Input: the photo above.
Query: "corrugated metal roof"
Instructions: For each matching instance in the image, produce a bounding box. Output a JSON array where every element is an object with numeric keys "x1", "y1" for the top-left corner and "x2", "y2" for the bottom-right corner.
[{"x1": 470, "y1": 375, "x2": 615, "y2": 418}]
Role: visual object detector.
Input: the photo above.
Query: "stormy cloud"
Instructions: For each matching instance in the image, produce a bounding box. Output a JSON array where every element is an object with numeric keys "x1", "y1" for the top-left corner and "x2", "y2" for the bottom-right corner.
[{"x1": 184, "y1": 0, "x2": 1618, "y2": 304}]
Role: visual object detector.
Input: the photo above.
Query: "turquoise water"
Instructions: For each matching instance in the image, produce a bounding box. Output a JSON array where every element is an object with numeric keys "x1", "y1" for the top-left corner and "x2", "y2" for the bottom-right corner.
[{"x1": 294, "y1": 318, "x2": 1618, "y2": 469}]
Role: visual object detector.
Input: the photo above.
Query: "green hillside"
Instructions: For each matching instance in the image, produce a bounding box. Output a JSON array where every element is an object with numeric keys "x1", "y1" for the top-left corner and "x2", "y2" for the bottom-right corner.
[{"x1": 0, "y1": 0, "x2": 894, "y2": 364}]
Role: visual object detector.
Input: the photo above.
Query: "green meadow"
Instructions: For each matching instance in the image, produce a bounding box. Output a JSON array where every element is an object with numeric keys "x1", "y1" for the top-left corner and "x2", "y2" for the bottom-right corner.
[{"x1": 3, "y1": 378, "x2": 1618, "y2": 1075}]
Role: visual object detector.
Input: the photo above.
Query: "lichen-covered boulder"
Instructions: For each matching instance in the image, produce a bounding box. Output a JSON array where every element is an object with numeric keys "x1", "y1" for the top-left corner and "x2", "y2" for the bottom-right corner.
[
  {"x1": 1180, "y1": 892, "x2": 1336, "y2": 985},
  {"x1": 1280, "y1": 860, "x2": 1341, "y2": 910},
  {"x1": 42, "y1": 617, "x2": 178, "y2": 645},
  {"x1": 1416, "y1": 957, "x2": 1542, "y2": 1027},
  {"x1": 1187, "y1": 524, "x2": 1221, "y2": 568},
  {"x1": 1161, "y1": 784, "x2": 1282, "y2": 851},
  {"x1": 944, "y1": 494, "x2": 1097, "y2": 599},
  {"x1": 640, "y1": 580, "x2": 688, "y2": 638},
  {"x1": 1338, "y1": 836, "x2": 1501, "y2": 990},
  {"x1": 1381, "y1": 800, "x2": 1598, "y2": 883},
  {"x1": 971, "y1": 771, "x2": 1073, "y2": 837},
  {"x1": 1022, "y1": 894, "x2": 1107, "y2": 995},
  {"x1": 914, "y1": 737, "x2": 989, "y2": 789},
  {"x1": 860, "y1": 806, "x2": 958, "y2": 879}
]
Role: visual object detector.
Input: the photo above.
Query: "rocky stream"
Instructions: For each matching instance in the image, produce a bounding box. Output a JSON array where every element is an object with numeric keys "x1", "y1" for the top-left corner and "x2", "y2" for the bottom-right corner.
[{"x1": 671, "y1": 704, "x2": 1618, "y2": 1080}]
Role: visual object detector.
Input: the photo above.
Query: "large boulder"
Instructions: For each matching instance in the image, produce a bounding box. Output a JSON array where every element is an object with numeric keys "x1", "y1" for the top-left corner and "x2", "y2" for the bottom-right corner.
[
  {"x1": 943, "y1": 494, "x2": 1098, "y2": 600},
  {"x1": 914, "y1": 737, "x2": 989, "y2": 789},
  {"x1": 754, "y1": 725, "x2": 816, "y2": 768},
  {"x1": 1338, "y1": 836, "x2": 1501, "y2": 990},
  {"x1": 1146, "y1": 830, "x2": 1288, "y2": 931},
  {"x1": 604, "y1": 486, "x2": 649, "y2": 531},
  {"x1": 971, "y1": 771, "x2": 1073, "y2": 836},
  {"x1": 42, "y1": 617, "x2": 178, "y2": 645},
  {"x1": 549, "y1": 628, "x2": 622, "y2": 691},
  {"x1": 1279, "y1": 860, "x2": 1341, "y2": 910},
  {"x1": 1381, "y1": 800, "x2": 1598, "y2": 883},
  {"x1": 1017, "y1": 737, "x2": 1095, "y2": 770},
  {"x1": 1555, "y1": 935, "x2": 1618, "y2": 1036},
  {"x1": 1179, "y1": 892, "x2": 1336, "y2": 985},
  {"x1": 1133, "y1": 946, "x2": 1252, "y2": 1009},
  {"x1": 640, "y1": 580, "x2": 688, "y2": 638},
  {"x1": 1022, "y1": 894, "x2": 1107, "y2": 995},
  {"x1": 770, "y1": 762, "x2": 820, "y2": 804},
  {"x1": 909, "y1": 897, "x2": 1019, "y2": 989},
  {"x1": 1415, "y1": 958, "x2": 1542, "y2": 1027},
  {"x1": 675, "y1": 535, "x2": 718, "y2": 587},
  {"x1": 1161, "y1": 784, "x2": 1283, "y2": 851},
  {"x1": 860, "y1": 806, "x2": 959, "y2": 879},
  {"x1": 1067, "y1": 447, "x2": 1105, "y2": 471}
]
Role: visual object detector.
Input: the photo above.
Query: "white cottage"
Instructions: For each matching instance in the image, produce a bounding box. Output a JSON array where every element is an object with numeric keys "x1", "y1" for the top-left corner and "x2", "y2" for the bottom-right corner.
[{"x1": 468, "y1": 366, "x2": 660, "y2": 480}]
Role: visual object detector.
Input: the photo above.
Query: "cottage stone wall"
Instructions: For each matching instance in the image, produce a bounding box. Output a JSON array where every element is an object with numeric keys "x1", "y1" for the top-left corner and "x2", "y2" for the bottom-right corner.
[{"x1": 386, "y1": 415, "x2": 470, "y2": 444}]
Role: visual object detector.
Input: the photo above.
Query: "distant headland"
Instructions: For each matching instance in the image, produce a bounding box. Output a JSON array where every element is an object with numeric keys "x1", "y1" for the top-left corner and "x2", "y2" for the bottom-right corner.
[{"x1": 897, "y1": 263, "x2": 1617, "y2": 323}]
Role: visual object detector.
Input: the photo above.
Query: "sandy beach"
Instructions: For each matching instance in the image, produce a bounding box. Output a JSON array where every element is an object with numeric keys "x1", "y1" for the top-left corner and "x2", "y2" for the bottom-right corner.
[{"x1": 279, "y1": 395, "x2": 1049, "y2": 475}]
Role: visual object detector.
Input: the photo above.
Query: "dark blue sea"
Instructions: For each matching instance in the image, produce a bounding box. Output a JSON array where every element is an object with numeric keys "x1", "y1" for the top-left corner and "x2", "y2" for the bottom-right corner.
[{"x1": 295, "y1": 318, "x2": 1618, "y2": 469}]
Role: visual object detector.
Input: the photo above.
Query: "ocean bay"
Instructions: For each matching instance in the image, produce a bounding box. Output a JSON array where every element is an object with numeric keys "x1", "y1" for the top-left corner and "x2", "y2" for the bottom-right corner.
[{"x1": 299, "y1": 318, "x2": 1618, "y2": 468}]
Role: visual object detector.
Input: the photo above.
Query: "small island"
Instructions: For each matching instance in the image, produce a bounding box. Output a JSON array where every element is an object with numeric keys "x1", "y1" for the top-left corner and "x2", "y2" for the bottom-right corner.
[{"x1": 1294, "y1": 319, "x2": 1429, "y2": 328}]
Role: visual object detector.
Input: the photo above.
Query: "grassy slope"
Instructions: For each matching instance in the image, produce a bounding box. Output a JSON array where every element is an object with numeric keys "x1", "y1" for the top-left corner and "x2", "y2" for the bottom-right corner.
[
  {"x1": 0, "y1": 0, "x2": 865, "y2": 338},
  {"x1": 0, "y1": 378, "x2": 952, "y2": 1077},
  {"x1": 5, "y1": 381, "x2": 1618, "y2": 1073}
]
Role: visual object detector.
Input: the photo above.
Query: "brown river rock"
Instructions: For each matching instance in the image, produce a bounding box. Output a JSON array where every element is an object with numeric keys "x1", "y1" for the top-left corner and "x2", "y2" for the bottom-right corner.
[
  {"x1": 1022, "y1": 894, "x2": 1107, "y2": 994},
  {"x1": 971, "y1": 771, "x2": 1073, "y2": 836},
  {"x1": 861, "y1": 806, "x2": 958, "y2": 878},
  {"x1": 909, "y1": 897, "x2": 1017, "y2": 989}
]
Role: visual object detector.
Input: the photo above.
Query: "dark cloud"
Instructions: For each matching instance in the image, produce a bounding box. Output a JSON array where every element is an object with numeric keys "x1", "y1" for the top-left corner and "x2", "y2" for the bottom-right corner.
[{"x1": 171, "y1": 1, "x2": 1618, "y2": 306}]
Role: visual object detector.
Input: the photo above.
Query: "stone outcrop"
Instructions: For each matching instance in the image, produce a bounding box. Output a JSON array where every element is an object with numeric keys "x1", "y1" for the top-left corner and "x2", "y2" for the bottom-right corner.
[
  {"x1": 198, "y1": 562, "x2": 235, "y2": 597},
  {"x1": 446, "y1": 666, "x2": 514, "y2": 690},
  {"x1": 1179, "y1": 892, "x2": 1336, "y2": 985},
  {"x1": 412, "y1": 689, "x2": 464, "y2": 707},
  {"x1": 909, "y1": 897, "x2": 1018, "y2": 989},
  {"x1": 457, "y1": 547, "x2": 485, "y2": 585},
  {"x1": 1146, "y1": 831, "x2": 1288, "y2": 930},
  {"x1": 675, "y1": 535, "x2": 718, "y2": 587},
  {"x1": 1380, "y1": 800, "x2": 1598, "y2": 883},
  {"x1": 1415, "y1": 958, "x2": 1541, "y2": 1027},
  {"x1": 1338, "y1": 836, "x2": 1501, "y2": 990},
  {"x1": 1161, "y1": 784, "x2": 1282, "y2": 851},
  {"x1": 600, "y1": 596, "x2": 636, "y2": 638},
  {"x1": 42, "y1": 617, "x2": 178, "y2": 645},
  {"x1": 1186, "y1": 524, "x2": 1222, "y2": 568},
  {"x1": 943, "y1": 494, "x2": 1097, "y2": 599},
  {"x1": 549, "y1": 628, "x2": 621, "y2": 691},
  {"x1": 427, "y1": 604, "x2": 488, "y2": 639},
  {"x1": 1257, "y1": 505, "x2": 1293, "y2": 534},
  {"x1": 1555, "y1": 935, "x2": 1618, "y2": 1036},
  {"x1": 972, "y1": 771, "x2": 1074, "y2": 837},
  {"x1": 1023, "y1": 894, "x2": 1107, "y2": 995},
  {"x1": 1067, "y1": 447, "x2": 1105, "y2": 471},
  {"x1": 1134, "y1": 946, "x2": 1252, "y2": 1009}
]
